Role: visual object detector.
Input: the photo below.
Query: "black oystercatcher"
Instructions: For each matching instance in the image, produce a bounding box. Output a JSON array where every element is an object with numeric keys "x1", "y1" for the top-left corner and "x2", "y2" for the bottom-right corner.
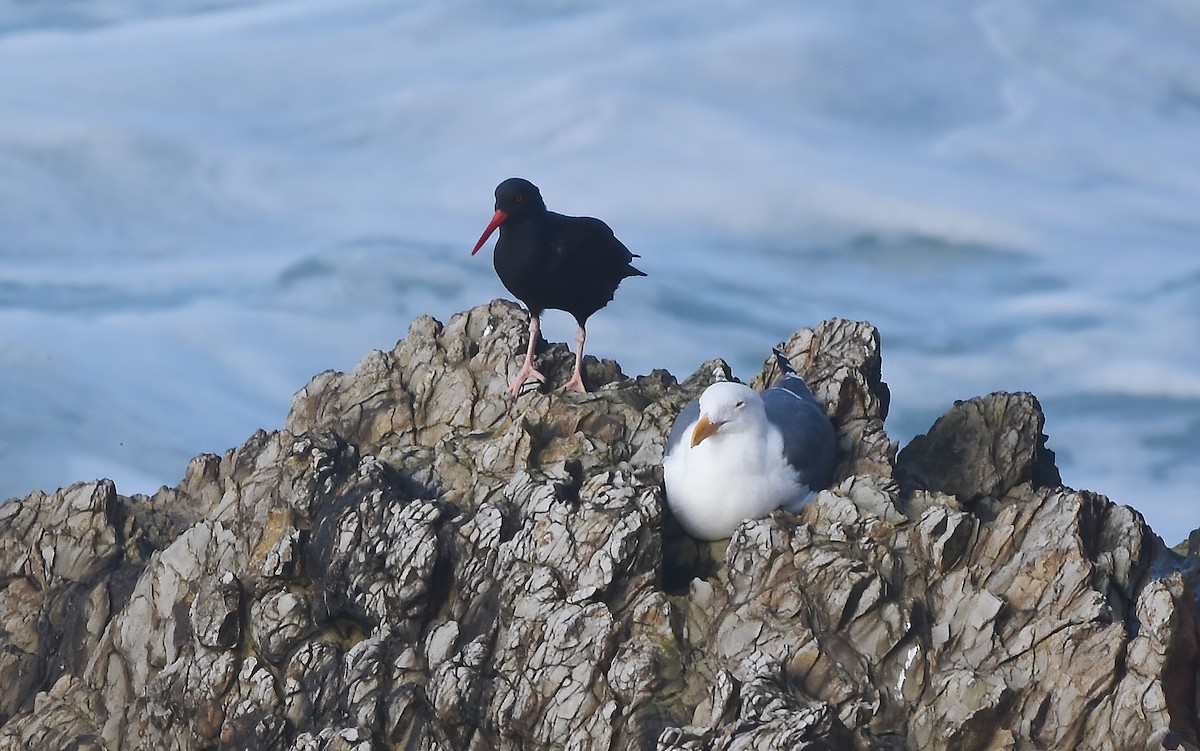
[
  {"x1": 472, "y1": 177, "x2": 645, "y2": 395},
  {"x1": 662, "y1": 349, "x2": 836, "y2": 540}
]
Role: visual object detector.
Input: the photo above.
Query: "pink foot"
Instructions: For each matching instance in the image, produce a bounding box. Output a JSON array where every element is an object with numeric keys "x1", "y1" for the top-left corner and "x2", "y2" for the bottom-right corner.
[
  {"x1": 506, "y1": 363, "x2": 547, "y2": 396},
  {"x1": 562, "y1": 369, "x2": 587, "y2": 394}
]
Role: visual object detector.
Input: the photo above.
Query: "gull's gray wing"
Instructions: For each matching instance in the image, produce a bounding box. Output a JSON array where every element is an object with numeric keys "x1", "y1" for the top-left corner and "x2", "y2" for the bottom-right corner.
[{"x1": 760, "y1": 373, "x2": 836, "y2": 490}]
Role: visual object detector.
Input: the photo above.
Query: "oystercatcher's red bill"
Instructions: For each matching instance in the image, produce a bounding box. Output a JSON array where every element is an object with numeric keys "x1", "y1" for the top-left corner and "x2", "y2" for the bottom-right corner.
[{"x1": 471, "y1": 209, "x2": 508, "y2": 255}]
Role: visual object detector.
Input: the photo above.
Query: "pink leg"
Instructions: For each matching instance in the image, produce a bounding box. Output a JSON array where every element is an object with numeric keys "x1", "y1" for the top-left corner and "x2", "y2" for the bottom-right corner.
[
  {"x1": 506, "y1": 314, "x2": 548, "y2": 396},
  {"x1": 562, "y1": 325, "x2": 588, "y2": 394}
]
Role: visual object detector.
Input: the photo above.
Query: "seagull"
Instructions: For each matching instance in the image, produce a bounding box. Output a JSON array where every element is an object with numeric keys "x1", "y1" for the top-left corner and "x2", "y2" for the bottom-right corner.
[
  {"x1": 662, "y1": 349, "x2": 836, "y2": 540},
  {"x1": 472, "y1": 177, "x2": 645, "y2": 395}
]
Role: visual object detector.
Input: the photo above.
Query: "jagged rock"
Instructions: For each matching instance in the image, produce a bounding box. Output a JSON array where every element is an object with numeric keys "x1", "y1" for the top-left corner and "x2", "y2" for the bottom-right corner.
[
  {"x1": 1185, "y1": 528, "x2": 1200, "y2": 559},
  {"x1": 895, "y1": 391, "x2": 1061, "y2": 503},
  {"x1": 1, "y1": 300, "x2": 1197, "y2": 751}
]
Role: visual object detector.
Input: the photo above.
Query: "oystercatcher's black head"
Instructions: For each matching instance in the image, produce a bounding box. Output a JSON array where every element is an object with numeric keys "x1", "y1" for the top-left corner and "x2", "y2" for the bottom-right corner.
[
  {"x1": 472, "y1": 177, "x2": 547, "y2": 255},
  {"x1": 494, "y1": 177, "x2": 545, "y2": 217}
]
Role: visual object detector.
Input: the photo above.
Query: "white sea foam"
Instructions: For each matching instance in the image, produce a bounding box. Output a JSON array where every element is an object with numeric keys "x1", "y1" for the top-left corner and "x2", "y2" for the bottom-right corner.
[{"x1": 1, "y1": 0, "x2": 1197, "y2": 536}]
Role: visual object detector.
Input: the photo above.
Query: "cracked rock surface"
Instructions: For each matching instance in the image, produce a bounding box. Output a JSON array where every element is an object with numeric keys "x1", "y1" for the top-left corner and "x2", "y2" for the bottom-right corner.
[{"x1": 1, "y1": 300, "x2": 1198, "y2": 750}]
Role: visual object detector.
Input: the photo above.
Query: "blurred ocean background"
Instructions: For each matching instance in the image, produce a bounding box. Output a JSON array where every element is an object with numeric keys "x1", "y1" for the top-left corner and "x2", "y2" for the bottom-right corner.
[{"x1": 1, "y1": 0, "x2": 1197, "y2": 538}]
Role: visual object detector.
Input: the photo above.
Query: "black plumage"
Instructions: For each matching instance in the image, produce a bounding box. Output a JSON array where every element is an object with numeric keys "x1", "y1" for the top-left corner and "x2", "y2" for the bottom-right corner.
[{"x1": 472, "y1": 177, "x2": 645, "y2": 394}]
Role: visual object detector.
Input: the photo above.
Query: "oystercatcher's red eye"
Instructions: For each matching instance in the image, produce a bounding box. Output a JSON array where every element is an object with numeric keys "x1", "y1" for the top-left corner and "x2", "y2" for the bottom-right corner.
[{"x1": 515, "y1": 194, "x2": 524, "y2": 203}]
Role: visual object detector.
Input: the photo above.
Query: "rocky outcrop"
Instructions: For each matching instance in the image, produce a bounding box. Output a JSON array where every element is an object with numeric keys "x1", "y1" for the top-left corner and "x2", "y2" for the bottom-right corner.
[{"x1": 1, "y1": 299, "x2": 1197, "y2": 750}]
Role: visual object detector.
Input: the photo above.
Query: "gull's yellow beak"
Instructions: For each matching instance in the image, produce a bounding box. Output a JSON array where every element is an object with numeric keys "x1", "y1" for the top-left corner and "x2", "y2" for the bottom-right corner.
[{"x1": 691, "y1": 415, "x2": 722, "y2": 447}]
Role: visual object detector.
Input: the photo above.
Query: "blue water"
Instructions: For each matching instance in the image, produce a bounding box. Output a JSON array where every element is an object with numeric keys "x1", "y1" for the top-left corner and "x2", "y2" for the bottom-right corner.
[{"x1": 1, "y1": 0, "x2": 1198, "y2": 538}]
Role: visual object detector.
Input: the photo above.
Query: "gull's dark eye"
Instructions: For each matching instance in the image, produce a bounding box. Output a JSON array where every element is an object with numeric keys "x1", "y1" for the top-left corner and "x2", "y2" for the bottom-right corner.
[{"x1": 735, "y1": 400, "x2": 745, "y2": 409}]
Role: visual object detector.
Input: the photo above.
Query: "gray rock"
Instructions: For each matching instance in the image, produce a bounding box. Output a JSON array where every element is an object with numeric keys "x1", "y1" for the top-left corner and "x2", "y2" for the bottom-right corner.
[
  {"x1": 895, "y1": 391, "x2": 1061, "y2": 503},
  {"x1": 192, "y1": 573, "x2": 243, "y2": 650},
  {"x1": 0, "y1": 300, "x2": 1196, "y2": 750}
]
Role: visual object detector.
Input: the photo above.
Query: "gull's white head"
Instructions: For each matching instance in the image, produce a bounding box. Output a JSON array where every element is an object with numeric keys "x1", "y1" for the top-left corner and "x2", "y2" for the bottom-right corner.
[{"x1": 690, "y1": 381, "x2": 765, "y2": 447}]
